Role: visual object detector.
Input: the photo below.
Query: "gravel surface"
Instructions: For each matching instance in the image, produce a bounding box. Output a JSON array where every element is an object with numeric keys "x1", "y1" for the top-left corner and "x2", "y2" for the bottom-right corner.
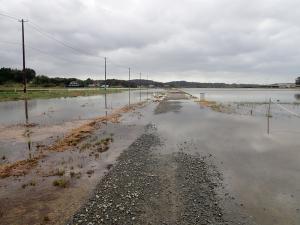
[
  {"x1": 67, "y1": 91, "x2": 253, "y2": 225},
  {"x1": 174, "y1": 152, "x2": 226, "y2": 225},
  {"x1": 67, "y1": 122, "x2": 242, "y2": 225},
  {"x1": 67, "y1": 124, "x2": 161, "y2": 225}
]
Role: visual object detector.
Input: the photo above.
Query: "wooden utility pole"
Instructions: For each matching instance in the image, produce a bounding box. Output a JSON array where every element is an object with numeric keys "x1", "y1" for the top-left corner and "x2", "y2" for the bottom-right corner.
[
  {"x1": 128, "y1": 67, "x2": 131, "y2": 106},
  {"x1": 19, "y1": 19, "x2": 29, "y2": 123},
  {"x1": 20, "y1": 19, "x2": 27, "y2": 93},
  {"x1": 104, "y1": 57, "x2": 107, "y2": 90},
  {"x1": 104, "y1": 57, "x2": 107, "y2": 109}
]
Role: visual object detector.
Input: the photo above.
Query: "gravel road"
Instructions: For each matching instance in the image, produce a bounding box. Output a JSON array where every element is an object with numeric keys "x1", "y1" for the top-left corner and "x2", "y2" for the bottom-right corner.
[
  {"x1": 67, "y1": 90, "x2": 252, "y2": 225},
  {"x1": 67, "y1": 125, "x2": 235, "y2": 225}
]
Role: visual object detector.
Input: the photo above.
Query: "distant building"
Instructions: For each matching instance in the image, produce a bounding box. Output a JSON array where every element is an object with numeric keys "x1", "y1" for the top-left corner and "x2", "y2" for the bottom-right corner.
[
  {"x1": 88, "y1": 82, "x2": 100, "y2": 87},
  {"x1": 101, "y1": 84, "x2": 109, "y2": 88},
  {"x1": 296, "y1": 77, "x2": 300, "y2": 87},
  {"x1": 149, "y1": 84, "x2": 155, "y2": 88},
  {"x1": 270, "y1": 83, "x2": 296, "y2": 88},
  {"x1": 68, "y1": 81, "x2": 80, "y2": 87}
]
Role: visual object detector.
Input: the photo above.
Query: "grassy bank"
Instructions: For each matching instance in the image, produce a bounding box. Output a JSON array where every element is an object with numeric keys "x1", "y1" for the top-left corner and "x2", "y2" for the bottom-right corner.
[{"x1": 0, "y1": 88, "x2": 126, "y2": 102}]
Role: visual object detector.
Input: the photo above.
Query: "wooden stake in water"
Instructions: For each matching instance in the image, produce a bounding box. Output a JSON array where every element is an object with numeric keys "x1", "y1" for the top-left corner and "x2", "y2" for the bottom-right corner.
[{"x1": 267, "y1": 98, "x2": 271, "y2": 134}]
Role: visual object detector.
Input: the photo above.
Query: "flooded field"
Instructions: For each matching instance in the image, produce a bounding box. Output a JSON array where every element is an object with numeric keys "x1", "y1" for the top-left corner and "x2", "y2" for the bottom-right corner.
[
  {"x1": 0, "y1": 89, "x2": 153, "y2": 125},
  {"x1": 184, "y1": 88, "x2": 300, "y2": 119},
  {"x1": 150, "y1": 95, "x2": 300, "y2": 225},
  {"x1": 1, "y1": 88, "x2": 300, "y2": 225},
  {"x1": 183, "y1": 88, "x2": 300, "y2": 103},
  {"x1": 0, "y1": 89, "x2": 160, "y2": 164}
]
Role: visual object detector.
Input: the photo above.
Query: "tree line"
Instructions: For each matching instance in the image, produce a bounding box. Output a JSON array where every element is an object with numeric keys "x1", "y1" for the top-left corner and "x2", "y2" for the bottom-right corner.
[
  {"x1": 0, "y1": 68, "x2": 36, "y2": 84},
  {"x1": 2, "y1": 67, "x2": 300, "y2": 88},
  {"x1": 0, "y1": 67, "x2": 141, "y2": 87}
]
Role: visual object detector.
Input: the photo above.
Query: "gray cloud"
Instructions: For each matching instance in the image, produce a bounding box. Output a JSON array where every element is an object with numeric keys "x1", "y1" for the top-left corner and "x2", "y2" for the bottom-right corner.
[{"x1": 1, "y1": 0, "x2": 300, "y2": 83}]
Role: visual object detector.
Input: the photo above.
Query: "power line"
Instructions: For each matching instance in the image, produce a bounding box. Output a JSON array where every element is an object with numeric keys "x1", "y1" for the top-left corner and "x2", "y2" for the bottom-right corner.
[
  {"x1": 0, "y1": 12, "x2": 19, "y2": 21},
  {"x1": 27, "y1": 22, "x2": 106, "y2": 59},
  {"x1": 0, "y1": 40, "x2": 102, "y2": 66},
  {"x1": 0, "y1": 12, "x2": 148, "y2": 81},
  {"x1": 0, "y1": 40, "x2": 20, "y2": 45}
]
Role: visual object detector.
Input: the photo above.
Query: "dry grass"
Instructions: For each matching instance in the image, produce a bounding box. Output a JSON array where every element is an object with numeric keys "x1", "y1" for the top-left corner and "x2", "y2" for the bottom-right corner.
[
  {"x1": 48, "y1": 102, "x2": 145, "y2": 152},
  {"x1": 196, "y1": 100, "x2": 232, "y2": 113},
  {"x1": 0, "y1": 157, "x2": 40, "y2": 178}
]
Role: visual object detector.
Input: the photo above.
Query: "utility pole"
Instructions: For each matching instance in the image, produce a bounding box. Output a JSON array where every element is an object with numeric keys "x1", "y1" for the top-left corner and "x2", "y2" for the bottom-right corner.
[
  {"x1": 19, "y1": 19, "x2": 29, "y2": 124},
  {"x1": 104, "y1": 57, "x2": 107, "y2": 91},
  {"x1": 139, "y1": 72, "x2": 142, "y2": 102},
  {"x1": 104, "y1": 57, "x2": 107, "y2": 109},
  {"x1": 20, "y1": 19, "x2": 27, "y2": 93},
  {"x1": 128, "y1": 67, "x2": 131, "y2": 106}
]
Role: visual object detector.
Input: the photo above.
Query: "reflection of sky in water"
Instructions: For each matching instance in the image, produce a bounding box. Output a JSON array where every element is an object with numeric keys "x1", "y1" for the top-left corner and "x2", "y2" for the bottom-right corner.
[
  {"x1": 183, "y1": 88, "x2": 300, "y2": 103},
  {"x1": 0, "y1": 89, "x2": 160, "y2": 126},
  {"x1": 153, "y1": 101, "x2": 300, "y2": 225}
]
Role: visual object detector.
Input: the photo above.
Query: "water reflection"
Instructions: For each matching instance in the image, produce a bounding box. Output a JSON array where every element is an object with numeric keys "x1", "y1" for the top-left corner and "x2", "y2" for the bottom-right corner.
[
  {"x1": 294, "y1": 94, "x2": 300, "y2": 101},
  {"x1": 24, "y1": 124, "x2": 32, "y2": 159},
  {"x1": 0, "y1": 89, "x2": 161, "y2": 126},
  {"x1": 129, "y1": 87, "x2": 131, "y2": 106},
  {"x1": 104, "y1": 92, "x2": 107, "y2": 109},
  {"x1": 24, "y1": 97, "x2": 29, "y2": 124},
  {"x1": 24, "y1": 96, "x2": 32, "y2": 159}
]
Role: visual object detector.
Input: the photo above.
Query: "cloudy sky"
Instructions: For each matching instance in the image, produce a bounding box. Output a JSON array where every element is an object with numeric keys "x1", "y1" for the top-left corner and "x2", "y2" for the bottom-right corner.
[{"x1": 1, "y1": 0, "x2": 300, "y2": 84}]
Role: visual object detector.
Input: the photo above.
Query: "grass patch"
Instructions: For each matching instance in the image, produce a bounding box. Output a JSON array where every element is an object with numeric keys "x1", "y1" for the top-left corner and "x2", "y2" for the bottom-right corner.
[
  {"x1": 0, "y1": 88, "x2": 125, "y2": 102},
  {"x1": 94, "y1": 137, "x2": 114, "y2": 153},
  {"x1": 53, "y1": 178, "x2": 69, "y2": 188}
]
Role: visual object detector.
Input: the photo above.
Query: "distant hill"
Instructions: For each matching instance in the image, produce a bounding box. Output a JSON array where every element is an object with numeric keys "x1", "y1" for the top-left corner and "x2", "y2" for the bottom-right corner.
[
  {"x1": 164, "y1": 81, "x2": 265, "y2": 88},
  {"x1": 125, "y1": 80, "x2": 265, "y2": 88},
  {"x1": 0, "y1": 67, "x2": 274, "y2": 88}
]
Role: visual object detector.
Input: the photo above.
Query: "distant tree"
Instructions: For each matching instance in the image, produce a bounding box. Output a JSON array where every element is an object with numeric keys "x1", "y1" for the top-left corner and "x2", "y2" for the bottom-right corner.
[
  {"x1": 0, "y1": 67, "x2": 36, "y2": 84},
  {"x1": 296, "y1": 77, "x2": 300, "y2": 85}
]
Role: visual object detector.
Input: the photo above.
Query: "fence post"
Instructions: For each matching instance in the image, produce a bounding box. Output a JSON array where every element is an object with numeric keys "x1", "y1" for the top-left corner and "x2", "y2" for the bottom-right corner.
[{"x1": 267, "y1": 98, "x2": 271, "y2": 134}]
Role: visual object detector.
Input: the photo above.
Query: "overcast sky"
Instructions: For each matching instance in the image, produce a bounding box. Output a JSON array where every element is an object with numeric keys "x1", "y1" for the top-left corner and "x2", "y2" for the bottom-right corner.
[{"x1": 1, "y1": 0, "x2": 300, "y2": 84}]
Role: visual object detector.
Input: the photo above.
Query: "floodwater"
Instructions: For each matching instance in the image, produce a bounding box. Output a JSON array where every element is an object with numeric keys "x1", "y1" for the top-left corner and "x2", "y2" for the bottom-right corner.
[
  {"x1": 153, "y1": 94, "x2": 300, "y2": 225},
  {"x1": 0, "y1": 89, "x2": 161, "y2": 163},
  {"x1": 0, "y1": 89, "x2": 156, "y2": 126},
  {"x1": 184, "y1": 88, "x2": 300, "y2": 118},
  {"x1": 183, "y1": 88, "x2": 300, "y2": 103}
]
